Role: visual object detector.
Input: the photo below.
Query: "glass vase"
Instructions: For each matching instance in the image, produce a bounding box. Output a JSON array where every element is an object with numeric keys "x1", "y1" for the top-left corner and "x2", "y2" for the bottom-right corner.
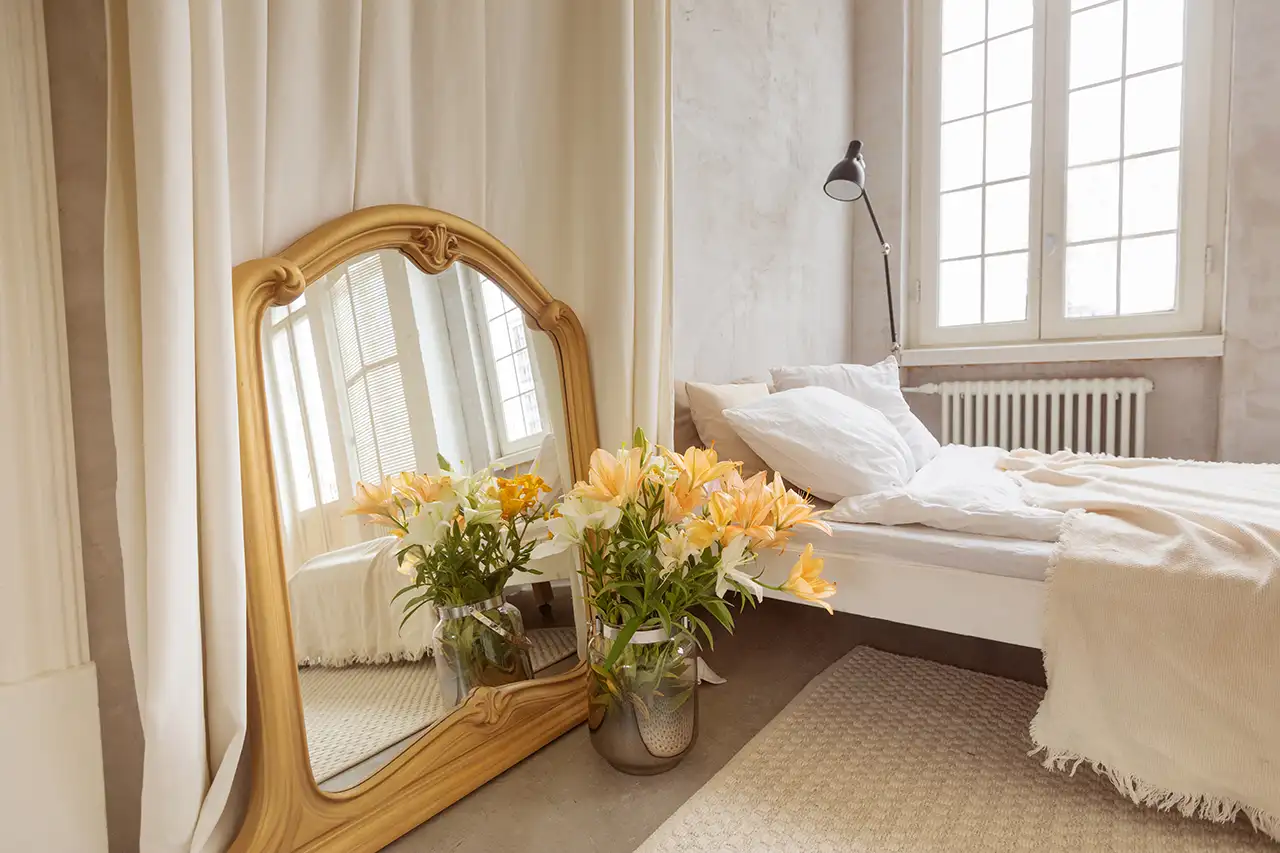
[
  {"x1": 587, "y1": 619, "x2": 698, "y2": 775},
  {"x1": 432, "y1": 594, "x2": 534, "y2": 708}
]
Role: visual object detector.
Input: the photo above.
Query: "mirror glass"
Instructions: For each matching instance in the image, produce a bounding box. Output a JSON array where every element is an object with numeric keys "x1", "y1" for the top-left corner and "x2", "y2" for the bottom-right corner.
[{"x1": 262, "y1": 249, "x2": 583, "y2": 791}]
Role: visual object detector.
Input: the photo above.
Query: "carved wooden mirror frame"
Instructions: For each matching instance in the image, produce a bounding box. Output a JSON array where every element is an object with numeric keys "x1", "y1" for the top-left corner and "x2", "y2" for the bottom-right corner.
[{"x1": 229, "y1": 205, "x2": 596, "y2": 853}]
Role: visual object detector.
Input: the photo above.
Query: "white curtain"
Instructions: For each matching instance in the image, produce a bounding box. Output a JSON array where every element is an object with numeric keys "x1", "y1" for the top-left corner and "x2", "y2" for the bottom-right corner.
[{"x1": 103, "y1": 1, "x2": 672, "y2": 850}]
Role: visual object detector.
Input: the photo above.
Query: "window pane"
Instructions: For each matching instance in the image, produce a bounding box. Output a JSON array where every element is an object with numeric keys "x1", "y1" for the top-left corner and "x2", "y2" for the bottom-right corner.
[
  {"x1": 272, "y1": 329, "x2": 316, "y2": 511},
  {"x1": 505, "y1": 310, "x2": 527, "y2": 351},
  {"x1": 987, "y1": 30, "x2": 1033, "y2": 111},
  {"x1": 939, "y1": 259, "x2": 982, "y2": 327},
  {"x1": 347, "y1": 376, "x2": 379, "y2": 484},
  {"x1": 520, "y1": 391, "x2": 543, "y2": 437},
  {"x1": 984, "y1": 179, "x2": 1030, "y2": 254},
  {"x1": 481, "y1": 279, "x2": 508, "y2": 320},
  {"x1": 942, "y1": 116, "x2": 985, "y2": 191},
  {"x1": 503, "y1": 397, "x2": 525, "y2": 443},
  {"x1": 494, "y1": 355, "x2": 519, "y2": 400},
  {"x1": 489, "y1": 317, "x2": 513, "y2": 358},
  {"x1": 268, "y1": 304, "x2": 289, "y2": 324},
  {"x1": 1070, "y1": 1, "x2": 1123, "y2": 89},
  {"x1": 1126, "y1": 0, "x2": 1185, "y2": 76},
  {"x1": 942, "y1": 43, "x2": 985, "y2": 121},
  {"x1": 1122, "y1": 151, "x2": 1180, "y2": 235},
  {"x1": 1124, "y1": 66, "x2": 1183, "y2": 156},
  {"x1": 1120, "y1": 233, "x2": 1178, "y2": 314},
  {"x1": 1065, "y1": 241, "x2": 1118, "y2": 317},
  {"x1": 1071, "y1": 0, "x2": 1109, "y2": 9},
  {"x1": 987, "y1": 0, "x2": 1033, "y2": 38},
  {"x1": 985, "y1": 104, "x2": 1032, "y2": 183},
  {"x1": 348, "y1": 256, "x2": 396, "y2": 364},
  {"x1": 942, "y1": 0, "x2": 985, "y2": 52},
  {"x1": 513, "y1": 349, "x2": 536, "y2": 394},
  {"x1": 1068, "y1": 81, "x2": 1121, "y2": 165},
  {"x1": 1067, "y1": 162, "x2": 1120, "y2": 243},
  {"x1": 940, "y1": 188, "x2": 983, "y2": 260},
  {"x1": 983, "y1": 252, "x2": 1029, "y2": 323},
  {"x1": 293, "y1": 318, "x2": 339, "y2": 504},
  {"x1": 366, "y1": 362, "x2": 416, "y2": 477}
]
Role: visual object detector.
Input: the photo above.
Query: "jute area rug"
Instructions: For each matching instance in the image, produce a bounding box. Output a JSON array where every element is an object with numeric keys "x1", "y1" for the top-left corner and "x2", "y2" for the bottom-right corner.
[
  {"x1": 300, "y1": 626, "x2": 577, "y2": 782},
  {"x1": 638, "y1": 647, "x2": 1271, "y2": 853}
]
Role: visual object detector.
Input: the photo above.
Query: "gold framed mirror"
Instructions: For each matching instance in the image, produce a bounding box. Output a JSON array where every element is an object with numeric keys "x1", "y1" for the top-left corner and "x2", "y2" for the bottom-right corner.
[{"x1": 229, "y1": 205, "x2": 596, "y2": 853}]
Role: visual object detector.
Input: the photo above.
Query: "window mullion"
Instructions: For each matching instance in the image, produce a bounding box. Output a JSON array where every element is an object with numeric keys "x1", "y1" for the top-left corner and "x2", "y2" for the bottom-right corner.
[{"x1": 1037, "y1": 0, "x2": 1071, "y2": 338}]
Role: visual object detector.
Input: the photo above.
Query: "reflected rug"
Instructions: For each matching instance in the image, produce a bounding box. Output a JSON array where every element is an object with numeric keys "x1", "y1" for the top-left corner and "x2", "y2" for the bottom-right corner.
[{"x1": 300, "y1": 626, "x2": 577, "y2": 782}]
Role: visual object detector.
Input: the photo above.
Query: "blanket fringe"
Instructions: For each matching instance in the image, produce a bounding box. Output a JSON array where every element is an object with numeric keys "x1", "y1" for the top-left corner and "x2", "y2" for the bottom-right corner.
[
  {"x1": 1030, "y1": 743, "x2": 1280, "y2": 842},
  {"x1": 297, "y1": 646, "x2": 432, "y2": 669}
]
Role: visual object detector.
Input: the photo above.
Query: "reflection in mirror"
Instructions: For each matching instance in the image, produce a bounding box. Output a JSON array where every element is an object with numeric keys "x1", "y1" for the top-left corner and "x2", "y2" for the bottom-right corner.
[{"x1": 262, "y1": 250, "x2": 582, "y2": 791}]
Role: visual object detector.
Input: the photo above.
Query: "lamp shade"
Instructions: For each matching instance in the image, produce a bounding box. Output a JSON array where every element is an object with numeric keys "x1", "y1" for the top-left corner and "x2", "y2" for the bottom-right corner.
[{"x1": 823, "y1": 140, "x2": 866, "y2": 202}]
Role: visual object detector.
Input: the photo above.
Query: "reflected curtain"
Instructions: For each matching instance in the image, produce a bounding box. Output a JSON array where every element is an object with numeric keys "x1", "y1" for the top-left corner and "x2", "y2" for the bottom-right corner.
[{"x1": 103, "y1": 1, "x2": 672, "y2": 850}]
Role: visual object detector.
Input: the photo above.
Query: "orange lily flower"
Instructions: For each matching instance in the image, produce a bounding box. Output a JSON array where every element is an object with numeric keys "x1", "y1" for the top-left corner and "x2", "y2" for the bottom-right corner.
[{"x1": 780, "y1": 544, "x2": 837, "y2": 613}]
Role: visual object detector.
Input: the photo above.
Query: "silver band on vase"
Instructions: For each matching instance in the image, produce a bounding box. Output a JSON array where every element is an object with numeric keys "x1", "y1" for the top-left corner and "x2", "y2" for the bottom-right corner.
[
  {"x1": 437, "y1": 595, "x2": 504, "y2": 621},
  {"x1": 596, "y1": 617, "x2": 673, "y2": 645}
]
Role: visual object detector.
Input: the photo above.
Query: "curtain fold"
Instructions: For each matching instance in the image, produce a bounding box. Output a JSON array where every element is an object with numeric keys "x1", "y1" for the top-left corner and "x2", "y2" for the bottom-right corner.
[{"x1": 103, "y1": 1, "x2": 672, "y2": 850}]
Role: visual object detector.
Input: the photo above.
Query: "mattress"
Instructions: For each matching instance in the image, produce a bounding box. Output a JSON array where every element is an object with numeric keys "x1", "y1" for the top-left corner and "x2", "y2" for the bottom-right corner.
[{"x1": 795, "y1": 521, "x2": 1054, "y2": 583}]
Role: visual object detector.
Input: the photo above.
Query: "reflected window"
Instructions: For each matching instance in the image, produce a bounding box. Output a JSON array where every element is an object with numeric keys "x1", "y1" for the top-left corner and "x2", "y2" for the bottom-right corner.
[
  {"x1": 265, "y1": 295, "x2": 340, "y2": 512},
  {"x1": 330, "y1": 255, "x2": 418, "y2": 483},
  {"x1": 476, "y1": 276, "x2": 544, "y2": 454}
]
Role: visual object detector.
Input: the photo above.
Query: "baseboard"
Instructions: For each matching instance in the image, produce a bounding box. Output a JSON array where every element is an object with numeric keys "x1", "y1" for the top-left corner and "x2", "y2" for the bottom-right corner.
[{"x1": 0, "y1": 663, "x2": 109, "y2": 852}]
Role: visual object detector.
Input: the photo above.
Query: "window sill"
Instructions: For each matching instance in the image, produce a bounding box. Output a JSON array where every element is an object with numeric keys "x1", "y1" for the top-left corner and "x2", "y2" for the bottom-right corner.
[{"x1": 899, "y1": 334, "x2": 1224, "y2": 367}]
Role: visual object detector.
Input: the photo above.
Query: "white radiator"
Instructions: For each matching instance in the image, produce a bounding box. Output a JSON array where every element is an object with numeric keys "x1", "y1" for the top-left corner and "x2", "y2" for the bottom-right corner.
[{"x1": 903, "y1": 377, "x2": 1155, "y2": 457}]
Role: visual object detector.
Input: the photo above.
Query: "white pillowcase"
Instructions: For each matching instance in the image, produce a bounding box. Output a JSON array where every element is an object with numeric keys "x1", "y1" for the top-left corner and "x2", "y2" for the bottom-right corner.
[
  {"x1": 723, "y1": 387, "x2": 914, "y2": 502},
  {"x1": 827, "y1": 444, "x2": 1065, "y2": 541},
  {"x1": 771, "y1": 356, "x2": 940, "y2": 471}
]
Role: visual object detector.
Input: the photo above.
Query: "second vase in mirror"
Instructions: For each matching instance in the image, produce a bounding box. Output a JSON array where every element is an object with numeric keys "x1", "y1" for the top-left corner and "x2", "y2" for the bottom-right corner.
[{"x1": 261, "y1": 249, "x2": 582, "y2": 791}]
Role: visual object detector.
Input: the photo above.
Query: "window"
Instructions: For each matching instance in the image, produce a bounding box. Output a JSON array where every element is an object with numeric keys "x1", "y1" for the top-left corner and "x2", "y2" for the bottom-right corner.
[
  {"x1": 473, "y1": 276, "x2": 545, "y2": 456},
  {"x1": 329, "y1": 254, "x2": 418, "y2": 482},
  {"x1": 910, "y1": 0, "x2": 1228, "y2": 349},
  {"x1": 265, "y1": 294, "x2": 340, "y2": 512}
]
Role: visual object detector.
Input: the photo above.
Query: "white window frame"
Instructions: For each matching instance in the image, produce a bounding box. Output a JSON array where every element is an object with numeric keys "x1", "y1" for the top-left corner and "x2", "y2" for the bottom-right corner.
[
  {"x1": 907, "y1": 0, "x2": 1232, "y2": 355},
  {"x1": 465, "y1": 272, "x2": 549, "y2": 462}
]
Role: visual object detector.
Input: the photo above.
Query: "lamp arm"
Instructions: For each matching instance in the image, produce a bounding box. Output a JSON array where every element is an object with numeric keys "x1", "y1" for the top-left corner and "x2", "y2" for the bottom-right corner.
[{"x1": 859, "y1": 189, "x2": 899, "y2": 352}]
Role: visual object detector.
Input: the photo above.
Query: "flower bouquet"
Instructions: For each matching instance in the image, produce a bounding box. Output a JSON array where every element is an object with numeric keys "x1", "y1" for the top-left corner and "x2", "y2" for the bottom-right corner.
[
  {"x1": 533, "y1": 430, "x2": 834, "y2": 773},
  {"x1": 347, "y1": 456, "x2": 552, "y2": 706}
]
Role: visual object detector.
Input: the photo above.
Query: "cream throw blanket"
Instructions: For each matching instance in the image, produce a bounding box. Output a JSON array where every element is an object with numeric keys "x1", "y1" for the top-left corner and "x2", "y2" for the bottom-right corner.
[{"x1": 1001, "y1": 451, "x2": 1280, "y2": 840}]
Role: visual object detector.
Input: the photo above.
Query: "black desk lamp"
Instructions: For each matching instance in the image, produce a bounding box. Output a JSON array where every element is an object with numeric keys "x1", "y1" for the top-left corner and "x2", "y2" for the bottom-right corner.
[{"x1": 824, "y1": 140, "x2": 899, "y2": 353}]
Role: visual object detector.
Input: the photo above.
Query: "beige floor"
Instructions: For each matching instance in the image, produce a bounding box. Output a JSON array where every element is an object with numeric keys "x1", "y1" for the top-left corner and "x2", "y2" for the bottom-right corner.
[{"x1": 386, "y1": 599, "x2": 1044, "y2": 853}]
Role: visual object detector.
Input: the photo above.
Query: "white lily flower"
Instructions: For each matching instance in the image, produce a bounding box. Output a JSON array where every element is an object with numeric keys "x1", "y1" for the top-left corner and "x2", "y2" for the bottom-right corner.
[
  {"x1": 530, "y1": 495, "x2": 621, "y2": 559},
  {"x1": 462, "y1": 497, "x2": 503, "y2": 528},
  {"x1": 714, "y1": 535, "x2": 763, "y2": 600},
  {"x1": 401, "y1": 498, "x2": 461, "y2": 555},
  {"x1": 657, "y1": 527, "x2": 699, "y2": 578}
]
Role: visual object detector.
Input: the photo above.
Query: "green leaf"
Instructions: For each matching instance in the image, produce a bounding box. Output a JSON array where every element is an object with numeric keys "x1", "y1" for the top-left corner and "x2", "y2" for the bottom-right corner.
[
  {"x1": 603, "y1": 613, "x2": 645, "y2": 670},
  {"x1": 437, "y1": 453, "x2": 453, "y2": 472},
  {"x1": 703, "y1": 598, "x2": 734, "y2": 633}
]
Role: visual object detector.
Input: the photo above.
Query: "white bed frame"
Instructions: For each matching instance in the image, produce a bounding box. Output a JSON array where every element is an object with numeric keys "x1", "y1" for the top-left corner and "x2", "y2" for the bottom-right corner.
[{"x1": 754, "y1": 546, "x2": 1045, "y2": 649}]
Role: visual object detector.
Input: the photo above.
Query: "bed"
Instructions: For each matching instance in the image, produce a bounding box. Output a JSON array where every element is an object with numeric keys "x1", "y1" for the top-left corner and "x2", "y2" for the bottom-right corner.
[
  {"x1": 756, "y1": 522, "x2": 1052, "y2": 648},
  {"x1": 751, "y1": 443, "x2": 1066, "y2": 649}
]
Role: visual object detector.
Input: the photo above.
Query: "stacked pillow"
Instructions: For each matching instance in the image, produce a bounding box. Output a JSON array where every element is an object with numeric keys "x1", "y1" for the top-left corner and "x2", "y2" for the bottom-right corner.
[{"x1": 679, "y1": 357, "x2": 939, "y2": 503}]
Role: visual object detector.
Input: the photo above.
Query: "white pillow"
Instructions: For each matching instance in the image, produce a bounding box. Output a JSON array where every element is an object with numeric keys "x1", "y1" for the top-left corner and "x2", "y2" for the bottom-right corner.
[
  {"x1": 827, "y1": 445, "x2": 1065, "y2": 541},
  {"x1": 771, "y1": 357, "x2": 940, "y2": 471},
  {"x1": 684, "y1": 381, "x2": 772, "y2": 478},
  {"x1": 723, "y1": 387, "x2": 914, "y2": 502}
]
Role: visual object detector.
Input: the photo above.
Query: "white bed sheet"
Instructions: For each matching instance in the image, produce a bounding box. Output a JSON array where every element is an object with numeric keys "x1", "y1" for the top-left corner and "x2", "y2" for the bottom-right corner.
[
  {"x1": 793, "y1": 521, "x2": 1054, "y2": 582},
  {"x1": 827, "y1": 444, "x2": 1066, "y2": 542}
]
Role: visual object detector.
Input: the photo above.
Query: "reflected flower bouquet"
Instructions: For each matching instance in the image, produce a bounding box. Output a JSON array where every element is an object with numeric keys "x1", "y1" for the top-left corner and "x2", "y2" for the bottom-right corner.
[
  {"x1": 347, "y1": 456, "x2": 552, "y2": 627},
  {"x1": 533, "y1": 429, "x2": 835, "y2": 673}
]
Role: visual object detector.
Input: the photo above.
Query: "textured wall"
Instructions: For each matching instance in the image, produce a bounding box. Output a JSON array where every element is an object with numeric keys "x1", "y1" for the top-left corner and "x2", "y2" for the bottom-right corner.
[
  {"x1": 1219, "y1": 0, "x2": 1280, "y2": 462},
  {"x1": 42, "y1": 2, "x2": 143, "y2": 851},
  {"x1": 672, "y1": 0, "x2": 858, "y2": 383}
]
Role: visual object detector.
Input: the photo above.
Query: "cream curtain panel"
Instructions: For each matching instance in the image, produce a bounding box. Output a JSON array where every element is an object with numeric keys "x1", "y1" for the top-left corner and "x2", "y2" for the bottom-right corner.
[{"x1": 103, "y1": 1, "x2": 672, "y2": 850}]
